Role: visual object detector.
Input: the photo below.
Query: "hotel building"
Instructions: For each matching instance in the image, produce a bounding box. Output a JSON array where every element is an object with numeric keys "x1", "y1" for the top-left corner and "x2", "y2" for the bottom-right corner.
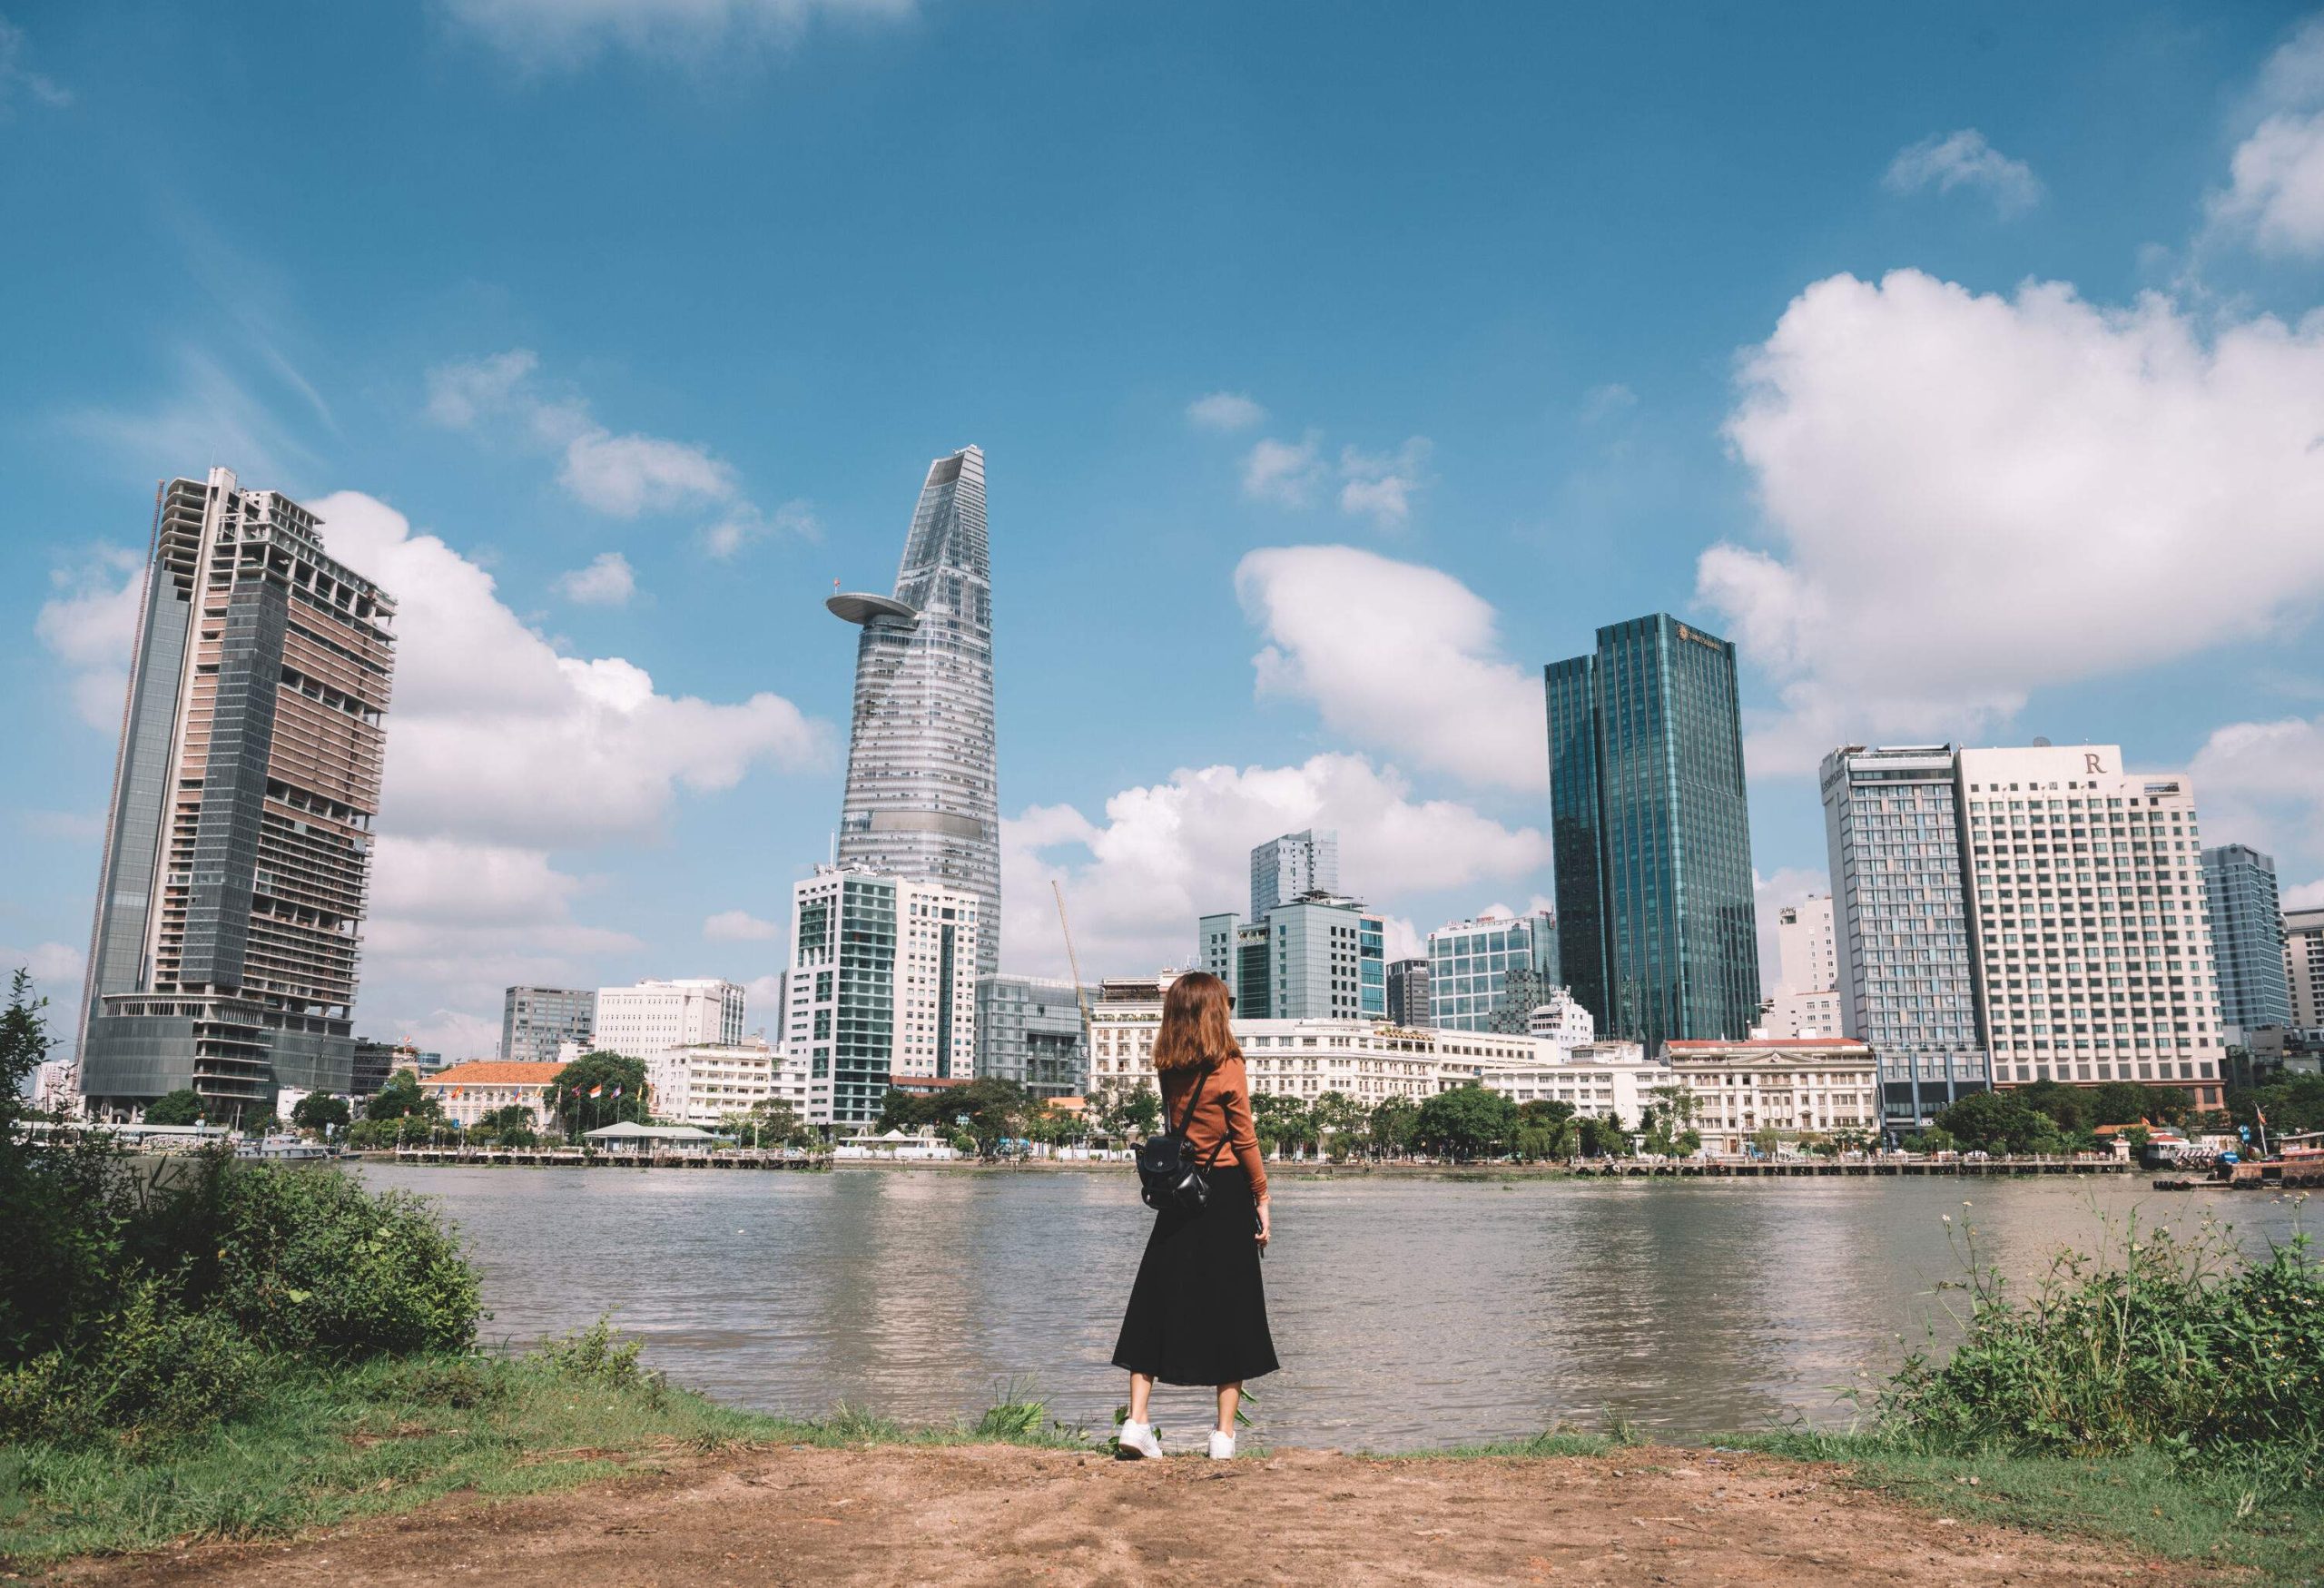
[
  {"x1": 2290, "y1": 908, "x2": 2324, "y2": 1030},
  {"x1": 2199, "y1": 844, "x2": 2294, "y2": 1035},
  {"x1": 593, "y1": 979, "x2": 745, "y2": 1064},
  {"x1": 78, "y1": 469, "x2": 396, "y2": 1120},
  {"x1": 647, "y1": 1038, "x2": 812, "y2": 1129},
  {"x1": 1957, "y1": 745, "x2": 2224, "y2": 1108},
  {"x1": 786, "y1": 866, "x2": 980, "y2": 1129},
  {"x1": 1663, "y1": 1037, "x2": 1879, "y2": 1157}
]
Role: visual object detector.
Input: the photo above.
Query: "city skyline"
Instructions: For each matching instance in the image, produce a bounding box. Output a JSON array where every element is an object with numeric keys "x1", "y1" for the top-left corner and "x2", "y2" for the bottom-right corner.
[{"x1": 10, "y1": 5, "x2": 2324, "y2": 1061}]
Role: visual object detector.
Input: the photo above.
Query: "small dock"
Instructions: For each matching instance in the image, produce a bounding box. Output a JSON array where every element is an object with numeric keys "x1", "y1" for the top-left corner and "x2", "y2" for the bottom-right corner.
[
  {"x1": 383, "y1": 1148, "x2": 829, "y2": 1171},
  {"x1": 1570, "y1": 1157, "x2": 2131, "y2": 1179}
]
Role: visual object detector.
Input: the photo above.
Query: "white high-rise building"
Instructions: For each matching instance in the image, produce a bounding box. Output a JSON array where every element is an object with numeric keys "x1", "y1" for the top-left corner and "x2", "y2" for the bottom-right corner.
[
  {"x1": 786, "y1": 866, "x2": 980, "y2": 1129},
  {"x1": 1250, "y1": 829, "x2": 1339, "y2": 920},
  {"x1": 2280, "y1": 907, "x2": 2324, "y2": 1031},
  {"x1": 594, "y1": 979, "x2": 746, "y2": 1066},
  {"x1": 1956, "y1": 745, "x2": 2225, "y2": 1109},
  {"x1": 647, "y1": 1038, "x2": 812, "y2": 1129},
  {"x1": 1775, "y1": 896, "x2": 1837, "y2": 998}
]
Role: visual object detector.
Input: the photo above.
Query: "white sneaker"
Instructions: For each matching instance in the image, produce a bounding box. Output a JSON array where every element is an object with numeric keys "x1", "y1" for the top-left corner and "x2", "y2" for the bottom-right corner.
[
  {"x1": 1207, "y1": 1431, "x2": 1236, "y2": 1460},
  {"x1": 1115, "y1": 1420, "x2": 1163, "y2": 1460}
]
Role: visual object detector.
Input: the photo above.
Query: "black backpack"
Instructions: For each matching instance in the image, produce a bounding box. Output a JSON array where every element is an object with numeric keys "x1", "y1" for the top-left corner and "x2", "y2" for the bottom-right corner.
[{"x1": 1136, "y1": 1065, "x2": 1227, "y2": 1211}]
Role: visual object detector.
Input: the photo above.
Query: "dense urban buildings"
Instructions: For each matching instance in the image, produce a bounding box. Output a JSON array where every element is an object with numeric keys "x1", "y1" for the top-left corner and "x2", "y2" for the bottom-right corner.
[
  {"x1": 1526, "y1": 988, "x2": 1596, "y2": 1049},
  {"x1": 499, "y1": 985, "x2": 596, "y2": 1064},
  {"x1": 77, "y1": 469, "x2": 397, "y2": 1120},
  {"x1": 1665, "y1": 1037, "x2": 1880, "y2": 1157},
  {"x1": 1198, "y1": 893, "x2": 1385, "y2": 1020},
  {"x1": 1384, "y1": 957, "x2": 1430, "y2": 1026},
  {"x1": 827, "y1": 446, "x2": 1000, "y2": 977},
  {"x1": 418, "y1": 1060, "x2": 561, "y2": 1130},
  {"x1": 975, "y1": 974, "x2": 1093, "y2": 1099},
  {"x1": 2200, "y1": 844, "x2": 2294, "y2": 1035},
  {"x1": 2287, "y1": 907, "x2": 2324, "y2": 1030},
  {"x1": 786, "y1": 866, "x2": 981, "y2": 1129},
  {"x1": 1546, "y1": 613, "x2": 1759, "y2": 1053},
  {"x1": 1819, "y1": 744, "x2": 1992, "y2": 1130},
  {"x1": 593, "y1": 979, "x2": 745, "y2": 1063},
  {"x1": 1758, "y1": 893, "x2": 1843, "y2": 1039},
  {"x1": 1424, "y1": 912, "x2": 1558, "y2": 1031},
  {"x1": 1249, "y1": 829, "x2": 1338, "y2": 921},
  {"x1": 1955, "y1": 745, "x2": 2225, "y2": 1109}
]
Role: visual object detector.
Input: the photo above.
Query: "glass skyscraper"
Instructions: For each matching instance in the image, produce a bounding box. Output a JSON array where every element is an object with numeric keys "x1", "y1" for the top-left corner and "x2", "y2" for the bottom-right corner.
[
  {"x1": 1544, "y1": 614, "x2": 1758, "y2": 1053},
  {"x1": 2201, "y1": 843, "x2": 2294, "y2": 1033},
  {"x1": 1819, "y1": 744, "x2": 1990, "y2": 1130},
  {"x1": 78, "y1": 469, "x2": 396, "y2": 1119},
  {"x1": 828, "y1": 447, "x2": 1000, "y2": 977},
  {"x1": 1425, "y1": 912, "x2": 1558, "y2": 1032}
]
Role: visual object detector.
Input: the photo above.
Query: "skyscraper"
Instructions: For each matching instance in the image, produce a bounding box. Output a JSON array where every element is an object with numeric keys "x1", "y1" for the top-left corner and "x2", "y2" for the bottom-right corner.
[
  {"x1": 1955, "y1": 744, "x2": 2225, "y2": 1108},
  {"x1": 78, "y1": 469, "x2": 396, "y2": 1119},
  {"x1": 1545, "y1": 614, "x2": 1758, "y2": 1052},
  {"x1": 499, "y1": 985, "x2": 596, "y2": 1063},
  {"x1": 1384, "y1": 957, "x2": 1430, "y2": 1026},
  {"x1": 2288, "y1": 908, "x2": 2324, "y2": 1029},
  {"x1": 2200, "y1": 844, "x2": 2293, "y2": 1034},
  {"x1": 1197, "y1": 895, "x2": 1384, "y2": 1021},
  {"x1": 1425, "y1": 912, "x2": 1559, "y2": 1032},
  {"x1": 1819, "y1": 744, "x2": 1989, "y2": 1129},
  {"x1": 1249, "y1": 829, "x2": 1338, "y2": 921},
  {"x1": 828, "y1": 446, "x2": 1000, "y2": 976}
]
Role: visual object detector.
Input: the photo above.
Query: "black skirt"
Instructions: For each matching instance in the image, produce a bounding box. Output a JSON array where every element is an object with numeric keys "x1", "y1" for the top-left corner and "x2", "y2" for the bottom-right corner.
[{"x1": 1111, "y1": 1163, "x2": 1279, "y2": 1387}]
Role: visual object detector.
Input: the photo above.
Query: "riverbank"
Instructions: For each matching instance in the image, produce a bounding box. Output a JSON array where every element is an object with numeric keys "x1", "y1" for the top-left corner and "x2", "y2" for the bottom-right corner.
[{"x1": 5, "y1": 1356, "x2": 2317, "y2": 1584}]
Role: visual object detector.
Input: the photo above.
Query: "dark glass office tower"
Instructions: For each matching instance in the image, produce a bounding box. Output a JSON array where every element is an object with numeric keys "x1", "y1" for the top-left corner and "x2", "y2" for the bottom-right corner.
[{"x1": 1544, "y1": 615, "x2": 1759, "y2": 1053}]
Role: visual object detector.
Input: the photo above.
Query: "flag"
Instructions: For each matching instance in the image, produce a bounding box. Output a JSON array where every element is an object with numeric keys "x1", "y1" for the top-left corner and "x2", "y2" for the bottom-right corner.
[
  {"x1": 609, "y1": 1086, "x2": 622, "y2": 1100},
  {"x1": 2256, "y1": 1104, "x2": 2269, "y2": 1128},
  {"x1": 590, "y1": 1086, "x2": 605, "y2": 1099}
]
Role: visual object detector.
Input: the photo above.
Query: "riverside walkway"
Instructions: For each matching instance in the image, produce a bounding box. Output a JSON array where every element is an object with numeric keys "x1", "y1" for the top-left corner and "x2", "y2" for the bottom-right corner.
[
  {"x1": 1570, "y1": 1156, "x2": 2131, "y2": 1179},
  {"x1": 382, "y1": 1147, "x2": 828, "y2": 1170}
]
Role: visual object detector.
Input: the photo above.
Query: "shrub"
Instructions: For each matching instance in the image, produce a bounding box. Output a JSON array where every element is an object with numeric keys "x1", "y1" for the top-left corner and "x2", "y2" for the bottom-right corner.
[
  {"x1": 0, "y1": 1282, "x2": 264, "y2": 1449},
  {"x1": 1874, "y1": 1211, "x2": 2323, "y2": 1490},
  {"x1": 527, "y1": 1315, "x2": 655, "y2": 1393}
]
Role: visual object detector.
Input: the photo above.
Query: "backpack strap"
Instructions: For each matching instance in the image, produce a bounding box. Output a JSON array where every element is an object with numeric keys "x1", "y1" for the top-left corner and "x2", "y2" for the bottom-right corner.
[{"x1": 1169, "y1": 1065, "x2": 1211, "y2": 1138}]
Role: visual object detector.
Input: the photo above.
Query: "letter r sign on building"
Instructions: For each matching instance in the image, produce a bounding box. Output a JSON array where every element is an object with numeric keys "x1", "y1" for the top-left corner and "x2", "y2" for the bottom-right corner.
[{"x1": 2084, "y1": 754, "x2": 2106, "y2": 774}]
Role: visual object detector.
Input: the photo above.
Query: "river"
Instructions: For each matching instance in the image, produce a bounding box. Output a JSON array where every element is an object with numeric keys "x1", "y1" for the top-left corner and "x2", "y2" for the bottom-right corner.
[{"x1": 358, "y1": 1164, "x2": 2308, "y2": 1451}]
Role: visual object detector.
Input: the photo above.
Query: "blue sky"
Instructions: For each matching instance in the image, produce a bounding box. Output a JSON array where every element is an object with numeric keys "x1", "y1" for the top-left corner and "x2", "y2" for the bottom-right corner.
[{"x1": 7, "y1": 0, "x2": 2324, "y2": 1059}]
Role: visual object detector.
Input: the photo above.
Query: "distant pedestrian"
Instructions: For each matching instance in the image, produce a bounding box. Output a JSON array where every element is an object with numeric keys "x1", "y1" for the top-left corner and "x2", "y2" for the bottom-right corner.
[{"x1": 1111, "y1": 970, "x2": 1276, "y2": 1459}]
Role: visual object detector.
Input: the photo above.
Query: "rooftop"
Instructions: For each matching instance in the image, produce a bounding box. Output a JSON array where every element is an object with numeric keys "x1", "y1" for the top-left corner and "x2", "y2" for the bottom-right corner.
[{"x1": 420, "y1": 1061, "x2": 564, "y2": 1087}]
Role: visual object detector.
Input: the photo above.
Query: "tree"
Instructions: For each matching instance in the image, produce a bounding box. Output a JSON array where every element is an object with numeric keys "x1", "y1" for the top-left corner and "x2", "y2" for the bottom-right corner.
[
  {"x1": 2083, "y1": 1080, "x2": 2191, "y2": 1128},
  {"x1": 1414, "y1": 1084, "x2": 1517, "y2": 1161},
  {"x1": 1640, "y1": 1085, "x2": 1703, "y2": 1158},
  {"x1": 1934, "y1": 1089, "x2": 2063, "y2": 1155},
  {"x1": 879, "y1": 1087, "x2": 940, "y2": 1134},
  {"x1": 950, "y1": 1077, "x2": 1031, "y2": 1159},
  {"x1": 1575, "y1": 1111, "x2": 1629, "y2": 1159},
  {"x1": 290, "y1": 1093, "x2": 351, "y2": 1137},
  {"x1": 550, "y1": 1051, "x2": 648, "y2": 1139},
  {"x1": 1369, "y1": 1095, "x2": 1420, "y2": 1159},
  {"x1": 1, "y1": 970, "x2": 48, "y2": 1135},
  {"x1": 1310, "y1": 1090, "x2": 1369, "y2": 1161},
  {"x1": 1251, "y1": 1093, "x2": 1311, "y2": 1158},
  {"x1": 738, "y1": 1098, "x2": 810, "y2": 1149},
  {"x1": 364, "y1": 1071, "x2": 440, "y2": 1122},
  {"x1": 2229, "y1": 1073, "x2": 2324, "y2": 1141},
  {"x1": 2013, "y1": 1079, "x2": 2087, "y2": 1134},
  {"x1": 143, "y1": 1089, "x2": 206, "y2": 1126},
  {"x1": 1102, "y1": 1083, "x2": 1162, "y2": 1141}
]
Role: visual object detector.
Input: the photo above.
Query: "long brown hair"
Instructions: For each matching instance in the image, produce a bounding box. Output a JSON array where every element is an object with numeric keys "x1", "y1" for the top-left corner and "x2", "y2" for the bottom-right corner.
[{"x1": 1150, "y1": 971, "x2": 1240, "y2": 1071}]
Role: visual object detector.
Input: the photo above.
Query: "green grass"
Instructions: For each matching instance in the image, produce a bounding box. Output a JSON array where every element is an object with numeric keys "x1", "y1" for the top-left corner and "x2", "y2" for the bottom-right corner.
[
  {"x1": 0, "y1": 1353, "x2": 1087, "y2": 1568},
  {"x1": 1731, "y1": 1431, "x2": 2324, "y2": 1588}
]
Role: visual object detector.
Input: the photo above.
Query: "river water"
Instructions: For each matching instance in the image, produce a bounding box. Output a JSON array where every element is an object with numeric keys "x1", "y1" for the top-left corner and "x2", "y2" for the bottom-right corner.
[{"x1": 359, "y1": 1164, "x2": 2308, "y2": 1452}]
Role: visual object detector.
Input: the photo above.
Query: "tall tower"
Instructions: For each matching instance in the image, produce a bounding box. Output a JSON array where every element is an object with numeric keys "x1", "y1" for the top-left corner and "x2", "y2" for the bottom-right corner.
[
  {"x1": 1544, "y1": 614, "x2": 1759, "y2": 1054},
  {"x1": 827, "y1": 447, "x2": 1000, "y2": 975},
  {"x1": 2200, "y1": 843, "x2": 2293, "y2": 1035},
  {"x1": 78, "y1": 469, "x2": 396, "y2": 1119},
  {"x1": 1249, "y1": 828, "x2": 1339, "y2": 921}
]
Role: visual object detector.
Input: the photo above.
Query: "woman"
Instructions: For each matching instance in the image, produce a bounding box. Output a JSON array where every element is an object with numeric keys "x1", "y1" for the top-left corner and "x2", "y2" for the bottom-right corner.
[{"x1": 1110, "y1": 970, "x2": 1276, "y2": 1459}]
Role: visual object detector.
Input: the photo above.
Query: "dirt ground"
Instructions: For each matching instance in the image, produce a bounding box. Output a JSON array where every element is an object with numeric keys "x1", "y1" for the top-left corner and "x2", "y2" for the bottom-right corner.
[{"x1": 53, "y1": 1444, "x2": 2191, "y2": 1588}]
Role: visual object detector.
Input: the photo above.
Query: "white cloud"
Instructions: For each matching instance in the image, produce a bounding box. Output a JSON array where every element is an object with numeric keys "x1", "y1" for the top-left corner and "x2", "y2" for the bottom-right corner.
[
  {"x1": 1579, "y1": 383, "x2": 1637, "y2": 424},
  {"x1": 2209, "y1": 21, "x2": 2324, "y2": 256},
  {"x1": 555, "y1": 551, "x2": 637, "y2": 607},
  {"x1": 1237, "y1": 546, "x2": 1546, "y2": 792},
  {"x1": 1002, "y1": 753, "x2": 1550, "y2": 981},
  {"x1": 315, "y1": 489, "x2": 829, "y2": 850},
  {"x1": 0, "y1": 17, "x2": 70, "y2": 113},
  {"x1": 704, "y1": 498, "x2": 821, "y2": 559},
  {"x1": 2188, "y1": 715, "x2": 2324, "y2": 906},
  {"x1": 1883, "y1": 129, "x2": 2043, "y2": 216},
  {"x1": 0, "y1": 941, "x2": 84, "y2": 989},
  {"x1": 1241, "y1": 427, "x2": 1432, "y2": 526},
  {"x1": 1187, "y1": 391, "x2": 1267, "y2": 431},
  {"x1": 441, "y1": 0, "x2": 916, "y2": 66},
  {"x1": 2288, "y1": 878, "x2": 2324, "y2": 910},
  {"x1": 1700, "y1": 270, "x2": 2324, "y2": 773},
  {"x1": 427, "y1": 350, "x2": 803, "y2": 535},
  {"x1": 1241, "y1": 432, "x2": 1324, "y2": 507},
  {"x1": 34, "y1": 547, "x2": 143, "y2": 730},
  {"x1": 704, "y1": 909, "x2": 781, "y2": 942},
  {"x1": 1335, "y1": 439, "x2": 1432, "y2": 528},
  {"x1": 64, "y1": 349, "x2": 317, "y2": 486}
]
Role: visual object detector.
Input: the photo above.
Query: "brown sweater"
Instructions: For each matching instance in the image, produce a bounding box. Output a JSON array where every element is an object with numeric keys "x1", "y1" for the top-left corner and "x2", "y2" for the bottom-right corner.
[{"x1": 1157, "y1": 1055, "x2": 1267, "y2": 1200}]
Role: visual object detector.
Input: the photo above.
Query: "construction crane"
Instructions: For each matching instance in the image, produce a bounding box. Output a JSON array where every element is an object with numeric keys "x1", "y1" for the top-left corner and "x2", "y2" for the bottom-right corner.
[{"x1": 1053, "y1": 879, "x2": 1094, "y2": 1053}]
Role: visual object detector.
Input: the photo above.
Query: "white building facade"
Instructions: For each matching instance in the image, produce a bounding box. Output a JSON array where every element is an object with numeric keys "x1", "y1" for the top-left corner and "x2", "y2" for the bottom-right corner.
[
  {"x1": 1956, "y1": 745, "x2": 2225, "y2": 1109},
  {"x1": 785, "y1": 866, "x2": 980, "y2": 1129},
  {"x1": 594, "y1": 979, "x2": 746, "y2": 1065},
  {"x1": 647, "y1": 1038, "x2": 812, "y2": 1129},
  {"x1": 1664, "y1": 1037, "x2": 1879, "y2": 1156},
  {"x1": 2288, "y1": 907, "x2": 2324, "y2": 1031},
  {"x1": 419, "y1": 1060, "x2": 563, "y2": 1129}
]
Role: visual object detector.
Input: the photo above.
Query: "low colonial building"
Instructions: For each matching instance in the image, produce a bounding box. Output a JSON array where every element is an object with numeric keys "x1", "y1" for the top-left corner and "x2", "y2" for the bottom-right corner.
[
  {"x1": 419, "y1": 1060, "x2": 562, "y2": 1130},
  {"x1": 646, "y1": 1039, "x2": 811, "y2": 1129},
  {"x1": 1663, "y1": 1037, "x2": 1879, "y2": 1156},
  {"x1": 1088, "y1": 972, "x2": 1666, "y2": 1126}
]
